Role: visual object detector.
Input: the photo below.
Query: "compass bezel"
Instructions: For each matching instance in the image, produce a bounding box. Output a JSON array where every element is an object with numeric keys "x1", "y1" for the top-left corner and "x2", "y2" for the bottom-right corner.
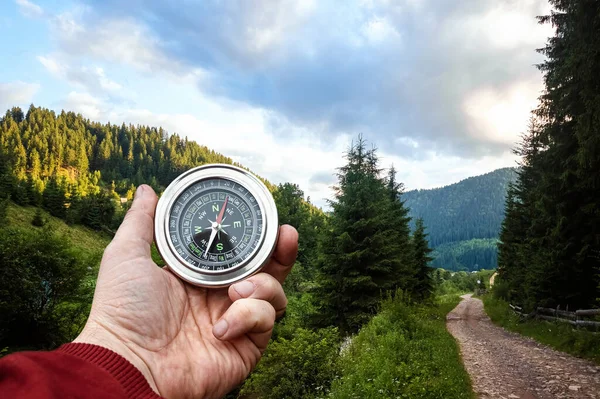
[{"x1": 154, "y1": 164, "x2": 279, "y2": 288}]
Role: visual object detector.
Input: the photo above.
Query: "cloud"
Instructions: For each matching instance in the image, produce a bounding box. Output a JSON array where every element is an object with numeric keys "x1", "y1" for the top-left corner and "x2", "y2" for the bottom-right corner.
[
  {"x1": 50, "y1": 12, "x2": 196, "y2": 78},
  {"x1": 0, "y1": 81, "x2": 40, "y2": 111},
  {"x1": 15, "y1": 0, "x2": 44, "y2": 18},
  {"x1": 62, "y1": 91, "x2": 105, "y2": 120},
  {"x1": 13, "y1": 0, "x2": 553, "y2": 207},
  {"x1": 73, "y1": 0, "x2": 552, "y2": 159},
  {"x1": 37, "y1": 55, "x2": 122, "y2": 96}
]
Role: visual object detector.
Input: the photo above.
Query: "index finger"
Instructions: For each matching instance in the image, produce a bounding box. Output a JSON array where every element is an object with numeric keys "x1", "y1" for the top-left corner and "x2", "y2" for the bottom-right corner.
[
  {"x1": 104, "y1": 185, "x2": 158, "y2": 260},
  {"x1": 262, "y1": 225, "x2": 298, "y2": 284}
]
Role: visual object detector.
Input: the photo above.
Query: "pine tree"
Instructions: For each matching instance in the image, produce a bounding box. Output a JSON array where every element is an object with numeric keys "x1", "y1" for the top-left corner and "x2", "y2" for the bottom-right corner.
[
  {"x1": 498, "y1": 1, "x2": 600, "y2": 309},
  {"x1": 42, "y1": 177, "x2": 67, "y2": 219},
  {"x1": 412, "y1": 218, "x2": 433, "y2": 299},
  {"x1": 0, "y1": 197, "x2": 8, "y2": 226},
  {"x1": 31, "y1": 208, "x2": 45, "y2": 227},
  {"x1": 385, "y1": 165, "x2": 417, "y2": 295},
  {"x1": 313, "y1": 138, "x2": 405, "y2": 333}
]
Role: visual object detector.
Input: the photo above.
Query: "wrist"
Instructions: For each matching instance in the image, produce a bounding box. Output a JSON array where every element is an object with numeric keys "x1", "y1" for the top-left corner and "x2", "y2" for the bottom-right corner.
[{"x1": 74, "y1": 321, "x2": 160, "y2": 395}]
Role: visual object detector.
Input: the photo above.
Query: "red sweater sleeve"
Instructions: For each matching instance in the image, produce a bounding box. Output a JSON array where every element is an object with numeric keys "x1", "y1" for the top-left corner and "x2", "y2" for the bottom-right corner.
[{"x1": 0, "y1": 343, "x2": 162, "y2": 399}]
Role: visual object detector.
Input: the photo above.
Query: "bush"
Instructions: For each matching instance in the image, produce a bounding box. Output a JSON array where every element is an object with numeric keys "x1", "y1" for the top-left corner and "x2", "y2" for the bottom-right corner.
[
  {"x1": 0, "y1": 226, "x2": 92, "y2": 351},
  {"x1": 328, "y1": 294, "x2": 474, "y2": 399},
  {"x1": 31, "y1": 208, "x2": 46, "y2": 227},
  {"x1": 240, "y1": 327, "x2": 341, "y2": 399},
  {"x1": 0, "y1": 197, "x2": 7, "y2": 226}
]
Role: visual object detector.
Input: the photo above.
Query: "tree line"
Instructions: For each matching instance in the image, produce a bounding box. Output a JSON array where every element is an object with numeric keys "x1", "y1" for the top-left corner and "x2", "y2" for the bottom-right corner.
[
  {"x1": 0, "y1": 105, "x2": 267, "y2": 231},
  {"x1": 497, "y1": 0, "x2": 600, "y2": 311}
]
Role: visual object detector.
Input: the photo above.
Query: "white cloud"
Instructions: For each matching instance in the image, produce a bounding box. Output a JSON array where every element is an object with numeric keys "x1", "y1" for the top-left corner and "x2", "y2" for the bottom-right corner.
[
  {"x1": 63, "y1": 91, "x2": 104, "y2": 120},
  {"x1": 15, "y1": 0, "x2": 44, "y2": 18},
  {"x1": 0, "y1": 81, "x2": 40, "y2": 112},
  {"x1": 51, "y1": 15, "x2": 192, "y2": 78},
  {"x1": 463, "y1": 80, "x2": 540, "y2": 146},
  {"x1": 37, "y1": 55, "x2": 122, "y2": 99},
  {"x1": 19, "y1": 0, "x2": 551, "y2": 206}
]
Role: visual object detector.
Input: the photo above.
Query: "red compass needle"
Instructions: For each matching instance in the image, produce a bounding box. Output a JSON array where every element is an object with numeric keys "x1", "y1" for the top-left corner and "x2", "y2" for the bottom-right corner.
[{"x1": 216, "y1": 196, "x2": 228, "y2": 224}]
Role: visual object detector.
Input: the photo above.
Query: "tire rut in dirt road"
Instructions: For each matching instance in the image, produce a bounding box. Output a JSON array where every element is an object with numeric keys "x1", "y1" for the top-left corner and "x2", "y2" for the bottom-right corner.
[{"x1": 446, "y1": 294, "x2": 600, "y2": 399}]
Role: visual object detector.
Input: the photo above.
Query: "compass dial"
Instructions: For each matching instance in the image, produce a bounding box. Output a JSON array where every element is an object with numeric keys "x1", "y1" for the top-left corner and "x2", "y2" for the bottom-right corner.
[
  {"x1": 155, "y1": 164, "x2": 278, "y2": 288},
  {"x1": 168, "y1": 179, "x2": 263, "y2": 271}
]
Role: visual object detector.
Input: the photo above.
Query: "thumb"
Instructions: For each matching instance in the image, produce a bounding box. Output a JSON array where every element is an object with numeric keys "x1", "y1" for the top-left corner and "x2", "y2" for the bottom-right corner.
[{"x1": 103, "y1": 185, "x2": 159, "y2": 263}]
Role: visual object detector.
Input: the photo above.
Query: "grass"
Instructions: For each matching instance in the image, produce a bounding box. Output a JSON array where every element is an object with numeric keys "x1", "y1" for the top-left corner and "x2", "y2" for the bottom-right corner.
[
  {"x1": 328, "y1": 294, "x2": 475, "y2": 399},
  {"x1": 483, "y1": 294, "x2": 600, "y2": 365},
  {"x1": 6, "y1": 202, "x2": 111, "y2": 260}
]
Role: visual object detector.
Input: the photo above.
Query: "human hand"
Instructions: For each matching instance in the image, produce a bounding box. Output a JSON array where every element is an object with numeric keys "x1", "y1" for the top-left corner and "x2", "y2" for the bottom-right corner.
[{"x1": 74, "y1": 185, "x2": 298, "y2": 398}]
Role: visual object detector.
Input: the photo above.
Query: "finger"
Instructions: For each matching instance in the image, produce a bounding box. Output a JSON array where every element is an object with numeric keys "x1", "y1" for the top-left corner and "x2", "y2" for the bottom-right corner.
[
  {"x1": 228, "y1": 273, "x2": 287, "y2": 318},
  {"x1": 104, "y1": 185, "x2": 158, "y2": 260},
  {"x1": 262, "y1": 225, "x2": 298, "y2": 284},
  {"x1": 212, "y1": 298, "x2": 275, "y2": 347}
]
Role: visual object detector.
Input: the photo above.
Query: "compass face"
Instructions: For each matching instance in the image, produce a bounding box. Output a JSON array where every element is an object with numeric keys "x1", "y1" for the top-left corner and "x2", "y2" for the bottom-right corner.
[
  {"x1": 155, "y1": 164, "x2": 278, "y2": 288},
  {"x1": 168, "y1": 178, "x2": 264, "y2": 272}
]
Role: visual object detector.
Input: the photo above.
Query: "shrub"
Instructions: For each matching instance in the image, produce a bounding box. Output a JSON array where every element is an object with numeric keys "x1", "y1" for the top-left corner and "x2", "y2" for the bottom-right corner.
[
  {"x1": 240, "y1": 327, "x2": 341, "y2": 399},
  {"x1": 0, "y1": 226, "x2": 91, "y2": 351},
  {"x1": 31, "y1": 208, "x2": 46, "y2": 227}
]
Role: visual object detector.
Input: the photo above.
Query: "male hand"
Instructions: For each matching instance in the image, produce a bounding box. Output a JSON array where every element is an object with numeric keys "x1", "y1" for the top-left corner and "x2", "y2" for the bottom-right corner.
[{"x1": 75, "y1": 185, "x2": 298, "y2": 398}]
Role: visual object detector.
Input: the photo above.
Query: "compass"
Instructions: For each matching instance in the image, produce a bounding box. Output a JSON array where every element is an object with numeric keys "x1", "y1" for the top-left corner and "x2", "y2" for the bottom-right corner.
[{"x1": 154, "y1": 164, "x2": 279, "y2": 287}]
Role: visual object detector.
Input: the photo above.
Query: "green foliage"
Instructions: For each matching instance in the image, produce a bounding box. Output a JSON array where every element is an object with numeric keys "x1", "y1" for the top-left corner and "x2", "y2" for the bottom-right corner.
[
  {"x1": 273, "y1": 182, "x2": 326, "y2": 279},
  {"x1": 42, "y1": 176, "x2": 67, "y2": 219},
  {"x1": 412, "y1": 218, "x2": 434, "y2": 299},
  {"x1": 498, "y1": 0, "x2": 600, "y2": 310},
  {"x1": 0, "y1": 226, "x2": 93, "y2": 351},
  {"x1": 328, "y1": 294, "x2": 474, "y2": 399},
  {"x1": 313, "y1": 138, "x2": 419, "y2": 333},
  {"x1": 433, "y1": 269, "x2": 495, "y2": 296},
  {"x1": 240, "y1": 327, "x2": 341, "y2": 399},
  {"x1": 6, "y1": 202, "x2": 110, "y2": 259},
  {"x1": 0, "y1": 197, "x2": 7, "y2": 226},
  {"x1": 31, "y1": 208, "x2": 46, "y2": 227},
  {"x1": 483, "y1": 294, "x2": 600, "y2": 365}
]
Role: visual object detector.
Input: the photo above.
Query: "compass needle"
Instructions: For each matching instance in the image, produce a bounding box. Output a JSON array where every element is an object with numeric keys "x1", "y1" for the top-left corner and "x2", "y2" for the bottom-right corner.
[{"x1": 155, "y1": 164, "x2": 279, "y2": 287}]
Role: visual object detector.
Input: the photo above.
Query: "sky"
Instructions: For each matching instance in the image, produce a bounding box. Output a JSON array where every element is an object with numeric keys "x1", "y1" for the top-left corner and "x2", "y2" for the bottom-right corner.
[{"x1": 0, "y1": 0, "x2": 553, "y2": 208}]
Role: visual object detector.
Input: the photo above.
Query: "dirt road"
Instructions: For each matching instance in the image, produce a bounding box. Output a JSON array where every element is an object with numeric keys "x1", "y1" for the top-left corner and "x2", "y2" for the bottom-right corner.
[{"x1": 446, "y1": 294, "x2": 600, "y2": 399}]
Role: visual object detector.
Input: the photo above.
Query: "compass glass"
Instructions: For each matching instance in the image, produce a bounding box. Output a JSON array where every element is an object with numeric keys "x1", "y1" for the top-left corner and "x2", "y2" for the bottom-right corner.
[{"x1": 167, "y1": 177, "x2": 264, "y2": 272}]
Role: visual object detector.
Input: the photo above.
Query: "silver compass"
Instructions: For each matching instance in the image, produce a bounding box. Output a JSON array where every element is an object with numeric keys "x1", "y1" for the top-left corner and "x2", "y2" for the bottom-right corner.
[{"x1": 154, "y1": 164, "x2": 279, "y2": 287}]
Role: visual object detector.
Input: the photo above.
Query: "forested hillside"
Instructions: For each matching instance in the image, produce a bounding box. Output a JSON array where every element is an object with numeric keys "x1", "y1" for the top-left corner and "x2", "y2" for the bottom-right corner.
[
  {"x1": 404, "y1": 168, "x2": 517, "y2": 271},
  {"x1": 0, "y1": 105, "x2": 269, "y2": 231}
]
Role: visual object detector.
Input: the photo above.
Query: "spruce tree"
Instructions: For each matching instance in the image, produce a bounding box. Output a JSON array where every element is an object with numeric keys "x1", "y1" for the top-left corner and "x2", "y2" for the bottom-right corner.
[
  {"x1": 31, "y1": 208, "x2": 45, "y2": 227},
  {"x1": 0, "y1": 197, "x2": 8, "y2": 226},
  {"x1": 499, "y1": 1, "x2": 600, "y2": 309},
  {"x1": 385, "y1": 165, "x2": 417, "y2": 295},
  {"x1": 313, "y1": 138, "x2": 404, "y2": 333},
  {"x1": 412, "y1": 218, "x2": 434, "y2": 299},
  {"x1": 42, "y1": 177, "x2": 67, "y2": 219}
]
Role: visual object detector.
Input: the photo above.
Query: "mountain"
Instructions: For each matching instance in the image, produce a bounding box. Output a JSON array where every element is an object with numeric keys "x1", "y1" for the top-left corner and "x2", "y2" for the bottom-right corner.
[{"x1": 403, "y1": 167, "x2": 518, "y2": 271}]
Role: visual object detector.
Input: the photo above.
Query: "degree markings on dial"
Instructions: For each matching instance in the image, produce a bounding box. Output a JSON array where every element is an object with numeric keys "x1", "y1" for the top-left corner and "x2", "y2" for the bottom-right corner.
[{"x1": 169, "y1": 180, "x2": 264, "y2": 272}]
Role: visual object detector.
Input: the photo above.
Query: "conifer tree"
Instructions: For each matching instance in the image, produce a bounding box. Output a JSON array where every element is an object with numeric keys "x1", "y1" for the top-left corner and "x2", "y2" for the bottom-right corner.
[
  {"x1": 498, "y1": 1, "x2": 600, "y2": 309},
  {"x1": 385, "y1": 165, "x2": 417, "y2": 295},
  {"x1": 313, "y1": 138, "x2": 405, "y2": 333},
  {"x1": 42, "y1": 177, "x2": 67, "y2": 219},
  {"x1": 411, "y1": 218, "x2": 433, "y2": 299}
]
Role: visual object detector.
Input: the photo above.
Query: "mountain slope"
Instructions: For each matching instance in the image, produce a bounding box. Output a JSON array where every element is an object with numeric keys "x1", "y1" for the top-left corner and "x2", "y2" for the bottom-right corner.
[{"x1": 404, "y1": 167, "x2": 517, "y2": 271}]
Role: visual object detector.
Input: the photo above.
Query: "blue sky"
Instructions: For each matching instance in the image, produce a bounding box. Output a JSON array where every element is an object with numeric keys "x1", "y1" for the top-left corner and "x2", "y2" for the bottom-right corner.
[{"x1": 1, "y1": 0, "x2": 552, "y2": 207}]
